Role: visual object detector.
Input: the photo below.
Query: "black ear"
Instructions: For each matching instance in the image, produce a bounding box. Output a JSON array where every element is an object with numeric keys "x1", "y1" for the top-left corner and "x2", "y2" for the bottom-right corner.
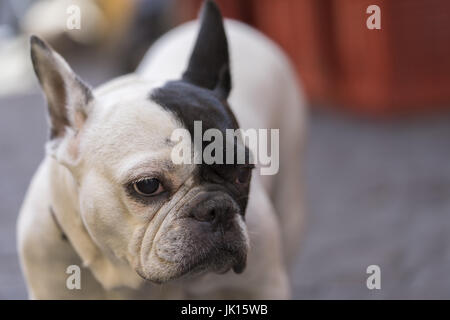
[
  {"x1": 182, "y1": 0, "x2": 231, "y2": 99},
  {"x1": 30, "y1": 35, "x2": 93, "y2": 139}
]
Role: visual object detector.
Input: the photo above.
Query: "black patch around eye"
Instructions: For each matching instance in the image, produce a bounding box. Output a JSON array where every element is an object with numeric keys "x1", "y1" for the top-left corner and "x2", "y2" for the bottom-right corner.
[
  {"x1": 150, "y1": 81, "x2": 244, "y2": 181},
  {"x1": 150, "y1": 80, "x2": 238, "y2": 138},
  {"x1": 236, "y1": 167, "x2": 252, "y2": 184}
]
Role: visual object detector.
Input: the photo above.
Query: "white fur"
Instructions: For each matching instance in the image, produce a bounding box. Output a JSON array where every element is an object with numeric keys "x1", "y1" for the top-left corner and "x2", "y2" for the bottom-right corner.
[
  {"x1": 139, "y1": 20, "x2": 306, "y2": 266},
  {"x1": 18, "y1": 20, "x2": 305, "y2": 299}
]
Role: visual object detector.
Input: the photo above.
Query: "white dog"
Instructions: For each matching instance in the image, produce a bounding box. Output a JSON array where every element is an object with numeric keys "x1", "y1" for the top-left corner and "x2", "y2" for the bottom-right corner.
[{"x1": 17, "y1": 1, "x2": 306, "y2": 299}]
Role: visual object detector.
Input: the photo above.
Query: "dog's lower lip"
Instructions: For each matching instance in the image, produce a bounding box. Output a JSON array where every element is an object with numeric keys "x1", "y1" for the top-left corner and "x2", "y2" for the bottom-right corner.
[
  {"x1": 231, "y1": 252, "x2": 247, "y2": 274},
  {"x1": 216, "y1": 266, "x2": 231, "y2": 274},
  {"x1": 232, "y1": 263, "x2": 245, "y2": 274}
]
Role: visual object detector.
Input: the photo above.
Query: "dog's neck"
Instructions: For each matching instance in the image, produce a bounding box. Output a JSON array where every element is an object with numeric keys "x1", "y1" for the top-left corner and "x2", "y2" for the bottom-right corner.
[{"x1": 47, "y1": 155, "x2": 143, "y2": 290}]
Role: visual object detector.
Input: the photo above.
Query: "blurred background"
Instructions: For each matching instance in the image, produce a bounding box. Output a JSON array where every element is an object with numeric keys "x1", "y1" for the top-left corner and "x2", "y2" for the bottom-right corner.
[{"x1": 1, "y1": 0, "x2": 450, "y2": 299}]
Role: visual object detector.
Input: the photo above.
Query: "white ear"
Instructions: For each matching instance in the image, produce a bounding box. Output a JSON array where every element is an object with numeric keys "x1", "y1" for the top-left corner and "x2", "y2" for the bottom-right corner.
[{"x1": 30, "y1": 35, "x2": 94, "y2": 139}]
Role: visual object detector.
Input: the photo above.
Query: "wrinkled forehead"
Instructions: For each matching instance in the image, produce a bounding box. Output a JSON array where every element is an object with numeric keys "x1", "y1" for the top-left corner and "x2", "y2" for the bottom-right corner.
[
  {"x1": 85, "y1": 81, "x2": 183, "y2": 165},
  {"x1": 84, "y1": 78, "x2": 246, "y2": 181}
]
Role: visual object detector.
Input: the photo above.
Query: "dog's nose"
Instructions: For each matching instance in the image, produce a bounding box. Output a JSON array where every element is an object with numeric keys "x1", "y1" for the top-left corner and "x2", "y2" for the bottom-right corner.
[
  {"x1": 190, "y1": 200, "x2": 234, "y2": 228},
  {"x1": 192, "y1": 207, "x2": 218, "y2": 223}
]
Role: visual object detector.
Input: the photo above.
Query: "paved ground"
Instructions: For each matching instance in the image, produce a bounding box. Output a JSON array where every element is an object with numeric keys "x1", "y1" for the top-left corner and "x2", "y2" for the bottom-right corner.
[
  {"x1": 2, "y1": 54, "x2": 450, "y2": 299},
  {"x1": 293, "y1": 109, "x2": 450, "y2": 299}
]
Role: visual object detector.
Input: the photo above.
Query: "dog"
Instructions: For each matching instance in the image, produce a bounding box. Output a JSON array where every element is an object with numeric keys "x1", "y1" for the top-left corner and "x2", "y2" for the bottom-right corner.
[{"x1": 17, "y1": 1, "x2": 306, "y2": 299}]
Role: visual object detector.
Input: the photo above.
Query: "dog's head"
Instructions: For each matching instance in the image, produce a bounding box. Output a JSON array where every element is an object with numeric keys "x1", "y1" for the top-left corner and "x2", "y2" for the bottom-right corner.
[{"x1": 30, "y1": 1, "x2": 252, "y2": 283}]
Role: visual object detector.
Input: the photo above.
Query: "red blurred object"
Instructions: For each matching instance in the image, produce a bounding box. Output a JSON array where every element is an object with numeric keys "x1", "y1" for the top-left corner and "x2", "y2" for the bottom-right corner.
[{"x1": 177, "y1": 0, "x2": 450, "y2": 117}]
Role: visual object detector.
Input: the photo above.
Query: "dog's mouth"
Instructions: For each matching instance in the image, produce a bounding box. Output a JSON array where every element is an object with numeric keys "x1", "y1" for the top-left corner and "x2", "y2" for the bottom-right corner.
[
  {"x1": 135, "y1": 220, "x2": 248, "y2": 284},
  {"x1": 177, "y1": 246, "x2": 247, "y2": 277},
  {"x1": 150, "y1": 243, "x2": 247, "y2": 283},
  {"x1": 135, "y1": 245, "x2": 247, "y2": 284}
]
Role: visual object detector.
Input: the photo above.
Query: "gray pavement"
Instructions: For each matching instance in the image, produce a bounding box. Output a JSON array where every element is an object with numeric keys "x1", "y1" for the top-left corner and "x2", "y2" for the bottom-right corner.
[{"x1": 293, "y1": 109, "x2": 450, "y2": 299}]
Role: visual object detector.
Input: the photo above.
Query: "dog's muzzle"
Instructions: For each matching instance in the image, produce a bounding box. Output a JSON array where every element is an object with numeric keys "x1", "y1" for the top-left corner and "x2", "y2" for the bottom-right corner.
[{"x1": 137, "y1": 186, "x2": 249, "y2": 283}]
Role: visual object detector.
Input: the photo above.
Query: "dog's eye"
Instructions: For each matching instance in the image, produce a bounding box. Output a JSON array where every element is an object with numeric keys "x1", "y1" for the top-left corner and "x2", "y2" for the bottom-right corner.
[
  {"x1": 235, "y1": 168, "x2": 251, "y2": 184},
  {"x1": 133, "y1": 178, "x2": 163, "y2": 196}
]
